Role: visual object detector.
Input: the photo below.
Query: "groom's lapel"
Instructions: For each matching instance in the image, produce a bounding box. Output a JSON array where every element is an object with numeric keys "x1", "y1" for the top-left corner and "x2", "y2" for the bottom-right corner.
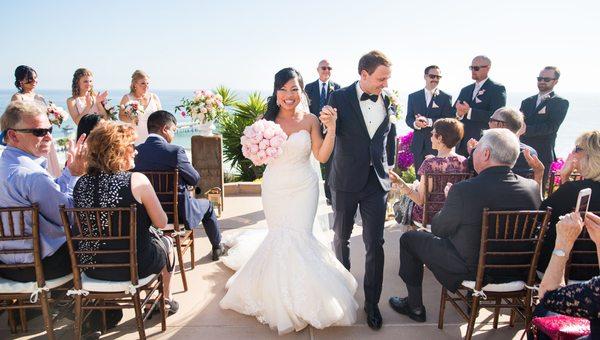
[{"x1": 346, "y1": 82, "x2": 370, "y2": 139}]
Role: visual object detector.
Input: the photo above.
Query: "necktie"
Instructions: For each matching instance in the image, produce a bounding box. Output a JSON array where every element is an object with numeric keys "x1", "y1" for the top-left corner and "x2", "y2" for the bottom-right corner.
[
  {"x1": 319, "y1": 83, "x2": 327, "y2": 110},
  {"x1": 360, "y1": 93, "x2": 378, "y2": 102}
]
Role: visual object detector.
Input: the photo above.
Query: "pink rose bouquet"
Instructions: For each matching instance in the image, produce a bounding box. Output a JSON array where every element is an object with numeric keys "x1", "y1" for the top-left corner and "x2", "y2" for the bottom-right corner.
[
  {"x1": 120, "y1": 100, "x2": 145, "y2": 120},
  {"x1": 46, "y1": 101, "x2": 68, "y2": 127},
  {"x1": 175, "y1": 89, "x2": 226, "y2": 123},
  {"x1": 241, "y1": 119, "x2": 287, "y2": 166}
]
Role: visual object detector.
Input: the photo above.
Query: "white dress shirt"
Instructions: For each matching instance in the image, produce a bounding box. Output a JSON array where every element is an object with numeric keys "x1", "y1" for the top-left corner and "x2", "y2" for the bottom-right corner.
[
  {"x1": 318, "y1": 80, "x2": 329, "y2": 94},
  {"x1": 356, "y1": 82, "x2": 386, "y2": 139},
  {"x1": 414, "y1": 88, "x2": 438, "y2": 130},
  {"x1": 536, "y1": 91, "x2": 552, "y2": 107},
  {"x1": 472, "y1": 78, "x2": 489, "y2": 100}
]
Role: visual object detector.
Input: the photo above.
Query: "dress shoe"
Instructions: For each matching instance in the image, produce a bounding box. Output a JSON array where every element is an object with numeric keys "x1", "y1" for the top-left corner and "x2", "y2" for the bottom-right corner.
[
  {"x1": 364, "y1": 303, "x2": 383, "y2": 330},
  {"x1": 389, "y1": 296, "x2": 426, "y2": 322},
  {"x1": 212, "y1": 244, "x2": 225, "y2": 261}
]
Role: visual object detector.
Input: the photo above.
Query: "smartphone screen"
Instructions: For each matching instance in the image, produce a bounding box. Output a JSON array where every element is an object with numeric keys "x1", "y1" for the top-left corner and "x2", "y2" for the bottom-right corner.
[{"x1": 578, "y1": 194, "x2": 590, "y2": 215}]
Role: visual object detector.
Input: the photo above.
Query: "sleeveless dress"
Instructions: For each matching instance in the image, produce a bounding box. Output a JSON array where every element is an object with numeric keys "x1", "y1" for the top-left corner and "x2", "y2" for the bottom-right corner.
[
  {"x1": 219, "y1": 130, "x2": 358, "y2": 334},
  {"x1": 126, "y1": 93, "x2": 160, "y2": 144},
  {"x1": 73, "y1": 171, "x2": 166, "y2": 280}
]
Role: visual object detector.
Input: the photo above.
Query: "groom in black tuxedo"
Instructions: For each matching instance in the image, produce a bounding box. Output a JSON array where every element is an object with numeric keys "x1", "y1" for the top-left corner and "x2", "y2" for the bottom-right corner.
[
  {"x1": 322, "y1": 51, "x2": 395, "y2": 330},
  {"x1": 454, "y1": 55, "x2": 507, "y2": 156},
  {"x1": 406, "y1": 65, "x2": 455, "y2": 171}
]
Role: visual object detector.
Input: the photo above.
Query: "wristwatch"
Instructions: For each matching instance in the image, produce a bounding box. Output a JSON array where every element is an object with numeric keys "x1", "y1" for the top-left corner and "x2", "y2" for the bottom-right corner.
[{"x1": 552, "y1": 249, "x2": 566, "y2": 257}]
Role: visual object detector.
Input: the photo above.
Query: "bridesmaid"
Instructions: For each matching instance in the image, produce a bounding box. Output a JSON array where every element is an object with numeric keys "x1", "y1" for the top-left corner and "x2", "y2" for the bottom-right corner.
[
  {"x1": 66, "y1": 68, "x2": 108, "y2": 125},
  {"x1": 119, "y1": 70, "x2": 162, "y2": 144},
  {"x1": 11, "y1": 65, "x2": 61, "y2": 177}
]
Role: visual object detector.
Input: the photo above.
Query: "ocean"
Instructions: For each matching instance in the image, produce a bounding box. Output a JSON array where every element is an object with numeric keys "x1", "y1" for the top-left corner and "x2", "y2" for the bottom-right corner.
[{"x1": 0, "y1": 89, "x2": 598, "y2": 159}]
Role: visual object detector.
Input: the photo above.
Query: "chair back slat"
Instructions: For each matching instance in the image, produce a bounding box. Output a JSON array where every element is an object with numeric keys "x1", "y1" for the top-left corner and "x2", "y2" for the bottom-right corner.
[
  {"x1": 474, "y1": 208, "x2": 552, "y2": 291},
  {"x1": 59, "y1": 204, "x2": 139, "y2": 289},
  {"x1": 422, "y1": 172, "x2": 472, "y2": 226},
  {"x1": 142, "y1": 170, "x2": 180, "y2": 231},
  {"x1": 565, "y1": 210, "x2": 600, "y2": 282}
]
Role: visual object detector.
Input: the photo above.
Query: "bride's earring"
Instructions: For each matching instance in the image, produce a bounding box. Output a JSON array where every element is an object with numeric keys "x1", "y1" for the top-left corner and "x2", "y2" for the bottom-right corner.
[{"x1": 276, "y1": 101, "x2": 281, "y2": 107}]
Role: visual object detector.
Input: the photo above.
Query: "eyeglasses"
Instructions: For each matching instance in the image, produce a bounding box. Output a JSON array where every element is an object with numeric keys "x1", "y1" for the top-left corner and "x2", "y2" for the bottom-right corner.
[
  {"x1": 9, "y1": 127, "x2": 53, "y2": 137},
  {"x1": 489, "y1": 117, "x2": 505, "y2": 124},
  {"x1": 574, "y1": 145, "x2": 584, "y2": 153},
  {"x1": 320, "y1": 66, "x2": 332, "y2": 71},
  {"x1": 537, "y1": 77, "x2": 556, "y2": 82},
  {"x1": 469, "y1": 65, "x2": 489, "y2": 71},
  {"x1": 427, "y1": 74, "x2": 442, "y2": 80}
]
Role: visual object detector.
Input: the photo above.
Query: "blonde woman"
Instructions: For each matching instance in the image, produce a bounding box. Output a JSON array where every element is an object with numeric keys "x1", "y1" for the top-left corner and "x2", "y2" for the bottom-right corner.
[
  {"x1": 66, "y1": 68, "x2": 108, "y2": 125},
  {"x1": 119, "y1": 70, "x2": 162, "y2": 144}
]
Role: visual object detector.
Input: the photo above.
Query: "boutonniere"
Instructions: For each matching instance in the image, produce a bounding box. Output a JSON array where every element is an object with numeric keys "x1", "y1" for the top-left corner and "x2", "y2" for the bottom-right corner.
[
  {"x1": 538, "y1": 106, "x2": 547, "y2": 114},
  {"x1": 478, "y1": 89, "x2": 486, "y2": 96},
  {"x1": 328, "y1": 82, "x2": 335, "y2": 93},
  {"x1": 382, "y1": 88, "x2": 403, "y2": 123}
]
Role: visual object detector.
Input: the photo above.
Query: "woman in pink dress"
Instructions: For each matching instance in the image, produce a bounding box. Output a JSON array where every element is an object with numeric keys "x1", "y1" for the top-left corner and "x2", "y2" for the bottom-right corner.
[
  {"x1": 119, "y1": 70, "x2": 162, "y2": 144},
  {"x1": 66, "y1": 68, "x2": 108, "y2": 125}
]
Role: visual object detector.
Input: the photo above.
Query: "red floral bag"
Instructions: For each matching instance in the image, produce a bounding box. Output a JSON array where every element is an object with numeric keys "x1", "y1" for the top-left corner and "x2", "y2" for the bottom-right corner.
[{"x1": 532, "y1": 315, "x2": 590, "y2": 340}]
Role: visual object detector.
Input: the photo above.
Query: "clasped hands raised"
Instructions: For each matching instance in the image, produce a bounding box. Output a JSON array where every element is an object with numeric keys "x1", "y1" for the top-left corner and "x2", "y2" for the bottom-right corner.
[{"x1": 319, "y1": 105, "x2": 338, "y2": 131}]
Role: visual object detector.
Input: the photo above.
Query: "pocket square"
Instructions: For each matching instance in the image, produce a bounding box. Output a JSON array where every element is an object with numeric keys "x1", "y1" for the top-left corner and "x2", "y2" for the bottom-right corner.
[
  {"x1": 475, "y1": 97, "x2": 482, "y2": 104},
  {"x1": 431, "y1": 101, "x2": 439, "y2": 109},
  {"x1": 538, "y1": 106, "x2": 547, "y2": 114}
]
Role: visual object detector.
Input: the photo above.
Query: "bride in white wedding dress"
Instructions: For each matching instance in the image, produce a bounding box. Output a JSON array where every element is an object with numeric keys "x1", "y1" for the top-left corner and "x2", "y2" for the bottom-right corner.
[{"x1": 219, "y1": 68, "x2": 358, "y2": 334}]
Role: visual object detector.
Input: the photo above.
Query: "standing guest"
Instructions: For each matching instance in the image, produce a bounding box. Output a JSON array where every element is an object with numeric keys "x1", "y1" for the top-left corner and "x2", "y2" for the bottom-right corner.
[
  {"x1": 538, "y1": 130, "x2": 600, "y2": 279},
  {"x1": 66, "y1": 68, "x2": 108, "y2": 125},
  {"x1": 134, "y1": 111, "x2": 224, "y2": 260},
  {"x1": 11, "y1": 65, "x2": 61, "y2": 178},
  {"x1": 0, "y1": 101, "x2": 87, "y2": 282},
  {"x1": 454, "y1": 55, "x2": 507, "y2": 156},
  {"x1": 520, "y1": 66, "x2": 569, "y2": 188},
  {"x1": 305, "y1": 60, "x2": 341, "y2": 205},
  {"x1": 119, "y1": 70, "x2": 162, "y2": 144},
  {"x1": 388, "y1": 129, "x2": 540, "y2": 322},
  {"x1": 406, "y1": 65, "x2": 455, "y2": 171}
]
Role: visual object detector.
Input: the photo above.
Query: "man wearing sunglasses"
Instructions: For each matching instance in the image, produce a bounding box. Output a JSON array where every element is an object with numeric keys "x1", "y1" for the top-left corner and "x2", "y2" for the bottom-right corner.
[
  {"x1": 305, "y1": 59, "x2": 341, "y2": 205},
  {"x1": 405, "y1": 65, "x2": 454, "y2": 171},
  {"x1": 454, "y1": 55, "x2": 507, "y2": 157},
  {"x1": 0, "y1": 101, "x2": 87, "y2": 282},
  {"x1": 519, "y1": 66, "x2": 569, "y2": 189}
]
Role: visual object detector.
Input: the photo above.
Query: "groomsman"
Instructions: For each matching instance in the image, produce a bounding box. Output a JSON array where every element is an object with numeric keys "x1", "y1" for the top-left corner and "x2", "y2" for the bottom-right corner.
[
  {"x1": 520, "y1": 66, "x2": 569, "y2": 187},
  {"x1": 454, "y1": 55, "x2": 507, "y2": 156},
  {"x1": 305, "y1": 59, "x2": 341, "y2": 205},
  {"x1": 405, "y1": 65, "x2": 454, "y2": 171},
  {"x1": 305, "y1": 59, "x2": 341, "y2": 116}
]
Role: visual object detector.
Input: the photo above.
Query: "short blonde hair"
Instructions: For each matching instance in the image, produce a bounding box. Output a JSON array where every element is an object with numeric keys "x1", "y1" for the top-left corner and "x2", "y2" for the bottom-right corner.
[
  {"x1": 1, "y1": 101, "x2": 45, "y2": 141},
  {"x1": 130, "y1": 70, "x2": 149, "y2": 94},
  {"x1": 86, "y1": 121, "x2": 137, "y2": 175},
  {"x1": 575, "y1": 130, "x2": 600, "y2": 181}
]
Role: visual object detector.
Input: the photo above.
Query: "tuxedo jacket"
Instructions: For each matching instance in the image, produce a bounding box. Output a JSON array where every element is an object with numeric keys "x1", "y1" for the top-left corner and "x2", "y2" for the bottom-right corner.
[
  {"x1": 519, "y1": 92, "x2": 569, "y2": 165},
  {"x1": 455, "y1": 79, "x2": 507, "y2": 155},
  {"x1": 305, "y1": 80, "x2": 340, "y2": 116},
  {"x1": 431, "y1": 166, "x2": 541, "y2": 275},
  {"x1": 327, "y1": 82, "x2": 396, "y2": 192},
  {"x1": 405, "y1": 88, "x2": 454, "y2": 155},
  {"x1": 134, "y1": 136, "x2": 201, "y2": 225}
]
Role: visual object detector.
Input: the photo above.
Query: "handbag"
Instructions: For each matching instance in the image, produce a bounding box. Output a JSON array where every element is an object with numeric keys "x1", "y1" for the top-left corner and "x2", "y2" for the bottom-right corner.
[{"x1": 532, "y1": 315, "x2": 590, "y2": 340}]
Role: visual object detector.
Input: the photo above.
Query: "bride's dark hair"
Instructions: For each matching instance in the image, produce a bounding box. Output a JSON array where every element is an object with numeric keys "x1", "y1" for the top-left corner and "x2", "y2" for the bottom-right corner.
[{"x1": 263, "y1": 67, "x2": 306, "y2": 121}]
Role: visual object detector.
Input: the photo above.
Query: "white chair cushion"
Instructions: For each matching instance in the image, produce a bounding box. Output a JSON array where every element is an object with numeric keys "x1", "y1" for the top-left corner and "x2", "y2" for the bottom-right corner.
[
  {"x1": 462, "y1": 280, "x2": 526, "y2": 292},
  {"x1": 80, "y1": 272, "x2": 157, "y2": 293},
  {"x1": 0, "y1": 273, "x2": 73, "y2": 294}
]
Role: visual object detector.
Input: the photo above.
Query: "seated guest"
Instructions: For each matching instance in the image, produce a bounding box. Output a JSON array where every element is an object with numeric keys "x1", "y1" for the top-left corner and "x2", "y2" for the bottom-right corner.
[
  {"x1": 390, "y1": 118, "x2": 467, "y2": 225},
  {"x1": 538, "y1": 130, "x2": 600, "y2": 278},
  {"x1": 73, "y1": 121, "x2": 178, "y2": 313},
  {"x1": 76, "y1": 113, "x2": 102, "y2": 140},
  {"x1": 134, "y1": 111, "x2": 224, "y2": 260},
  {"x1": 467, "y1": 107, "x2": 538, "y2": 178},
  {"x1": 529, "y1": 212, "x2": 600, "y2": 340},
  {"x1": 0, "y1": 101, "x2": 86, "y2": 281},
  {"x1": 388, "y1": 129, "x2": 541, "y2": 322}
]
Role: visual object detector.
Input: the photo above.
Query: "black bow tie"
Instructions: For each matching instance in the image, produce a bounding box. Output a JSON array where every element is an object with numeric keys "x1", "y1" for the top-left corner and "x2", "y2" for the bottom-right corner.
[{"x1": 360, "y1": 93, "x2": 379, "y2": 102}]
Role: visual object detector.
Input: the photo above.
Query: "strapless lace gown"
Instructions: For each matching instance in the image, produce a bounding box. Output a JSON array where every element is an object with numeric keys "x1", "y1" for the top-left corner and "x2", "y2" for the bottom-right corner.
[{"x1": 219, "y1": 130, "x2": 358, "y2": 334}]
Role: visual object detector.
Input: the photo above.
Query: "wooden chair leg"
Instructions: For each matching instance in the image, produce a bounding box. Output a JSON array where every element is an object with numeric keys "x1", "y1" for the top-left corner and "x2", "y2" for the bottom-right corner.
[
  {"x1": 190, "y1": 233, "x2": 195, "y2": 270},
  {"x1": 73, "y1": 296, "x2": 83, "y2": 340},
  {"x1": 133, "y1": 293, "x2": 146, "y2": 340},
  {"x1": 438, "y1": 288, "x2": 447, "y2": 329},
  {"x1": 509, "y1": 298, "x2": 517, "y2": 327},
  {"x1": 159, "y1": 276, "x2": 167, "y2": 332},
  {"x1": 100, "y1": 299, "x2": 107, "y2": 334},
  {"x1": 8, "y1": 309, "x2": 18, "y2": 333},
  {"x1": 176, "y1": 238, "x2": 188, "y2": 291},
  {"x1": 493, "y1": 297, "x2": 501, "y2": 329},
  {"x1": 18, "y1": 301, "x2": 27, "y2": 332},
  {"x1": 465, "y1": 296, "x2": 480, "y2": 340},
  {"x1": 40, "y1": 292, "x2": 56, "y2": 340}
]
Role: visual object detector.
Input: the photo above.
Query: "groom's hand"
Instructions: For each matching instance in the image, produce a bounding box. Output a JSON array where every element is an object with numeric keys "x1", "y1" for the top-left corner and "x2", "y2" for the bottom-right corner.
[{"x1": 320, "y1": 105, "x2": 336, "y2": 118}]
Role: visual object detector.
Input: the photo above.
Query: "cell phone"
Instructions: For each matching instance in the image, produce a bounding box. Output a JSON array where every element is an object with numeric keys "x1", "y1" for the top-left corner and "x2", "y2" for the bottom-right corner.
[{"x1": 575, "y1": 188, "x2": 592, "y2": 217}]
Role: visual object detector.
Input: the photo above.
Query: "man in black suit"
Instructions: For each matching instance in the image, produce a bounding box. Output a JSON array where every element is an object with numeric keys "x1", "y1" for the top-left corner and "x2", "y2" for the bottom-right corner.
[
  {"x1": 455, "y1": 55, "x2": 507, "y2": 156},
  {"x1": 520, "y1": 66, "x2": 569, "y2": 188},
  {"x1": 134, "y1": 111, "x2": 224, "y2": 260},
  {"x1": 305, "y1": 60, "x2": 341, "y2": 204},
  {"x1": 388, "y1": 129, "x2": 541, "y2": 322},
  {"x1": 321, "y1": 51, "x2": 395, "y2": 330},
  {"x1": 406, "y1": 65, "x2": 455, "y2": 171}
]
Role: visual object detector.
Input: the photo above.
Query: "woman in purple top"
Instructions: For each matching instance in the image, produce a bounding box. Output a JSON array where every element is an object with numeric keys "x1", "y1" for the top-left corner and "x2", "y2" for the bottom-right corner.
[{"x1": 390, "y1": 118, "x2": 468, "y2": 224}]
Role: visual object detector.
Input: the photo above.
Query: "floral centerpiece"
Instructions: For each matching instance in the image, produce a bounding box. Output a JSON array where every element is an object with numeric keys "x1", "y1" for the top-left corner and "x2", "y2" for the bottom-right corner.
[
  {"x1": 550, "y1": 158, "x2": 565, "y2": 185},
  {"x1": 175, "y1": 89, "x2": 227, "y2": 124},
  {"x1": 395, "y1": 131, "x2": 416, "y2": 183},
  {"x1": 120, "y1": 100, "x2": 145, "y2": 121},
  {"x1": 241, "y1": 119, "x2": 287, "y2": 166},
  {"x1": 46, "y1": 101, "x2": 68, "y2": 127}
]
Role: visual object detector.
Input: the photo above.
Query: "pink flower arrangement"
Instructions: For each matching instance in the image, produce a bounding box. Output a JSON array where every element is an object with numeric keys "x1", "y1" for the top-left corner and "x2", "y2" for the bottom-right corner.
[
  {"x1": 241, "y1": 119, "x2": 287, "y2": 166},
  {"x1": 396, "y1": 131, "x2": 414, "y2": 170},
  {"x1": 175, "y1": 89, "x2": 226, "y2": 123},
  {"x1": 120, "y1": 100, "x2": 145, "y2": 120},
  {"x1": 46, "y1": 101, "x2": 68, "y2": 127},
  {"x1": 550, "y1": 158, "x2": 565, "y2": 185}
]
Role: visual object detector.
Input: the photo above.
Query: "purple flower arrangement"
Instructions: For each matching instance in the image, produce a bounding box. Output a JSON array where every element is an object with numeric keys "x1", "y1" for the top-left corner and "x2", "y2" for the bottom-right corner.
[
  {"x1": 396, "y1": 131, "x2": 414, "y2": 171},
  {"x1": 550, "y1": 158, "x2": 565, "y2": 184}
]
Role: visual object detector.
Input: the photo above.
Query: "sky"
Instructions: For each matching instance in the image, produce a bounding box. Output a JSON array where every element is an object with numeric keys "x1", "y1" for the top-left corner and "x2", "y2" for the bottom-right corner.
[{"x1": 1, "y1": 0, "x2": 599, "y2": 95}]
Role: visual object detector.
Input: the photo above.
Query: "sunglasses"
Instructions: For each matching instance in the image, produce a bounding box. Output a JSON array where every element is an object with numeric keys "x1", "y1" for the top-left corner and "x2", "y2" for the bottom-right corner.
[
  {"x1": 10, "y1": 127, "x2": 53, "y2": 137},
  {"x1": 489, "y1": 117, "x2": 505, "y2": 124},
  {"x1": 320, "y1": 66, "x2": 332, "y2": 71},
  {"x1": 574, "y1": 145, "x2": 584, "y2": 153},
  {"x1": 427, "y1": 74, "x2": 442, "y2": 80},
  {"x1": 469, "y1": 65, "x2": 489, "y2": 71},
  {"x1": 537, "y1": 77, "x2": 556, "y2": 82}
]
